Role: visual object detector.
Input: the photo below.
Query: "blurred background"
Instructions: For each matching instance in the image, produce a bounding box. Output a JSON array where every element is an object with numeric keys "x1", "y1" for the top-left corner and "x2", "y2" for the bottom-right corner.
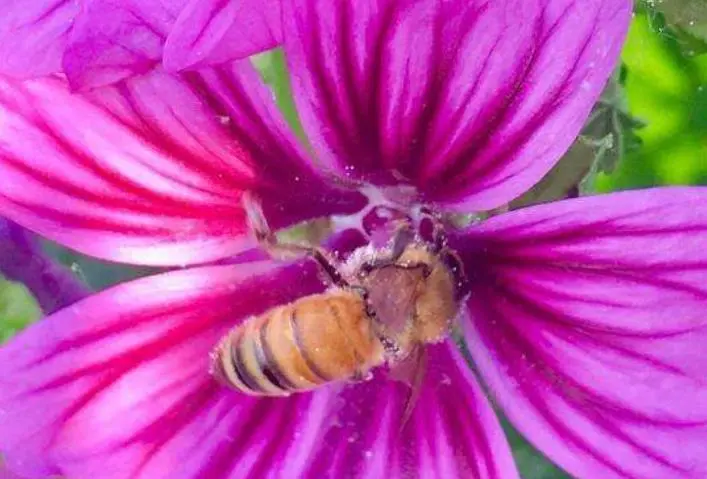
[{"x1": 1, "y1": 2, "x2": 706, "y2": 478}]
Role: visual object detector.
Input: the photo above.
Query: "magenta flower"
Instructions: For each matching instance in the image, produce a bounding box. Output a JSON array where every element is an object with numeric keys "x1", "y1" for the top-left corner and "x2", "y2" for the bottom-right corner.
[
  {"x1": 0, "y1": 0, "x2": 282, "y2": 89},
  {"x1": 0, "y1": 1, "x2": 705, "y2": 478}
]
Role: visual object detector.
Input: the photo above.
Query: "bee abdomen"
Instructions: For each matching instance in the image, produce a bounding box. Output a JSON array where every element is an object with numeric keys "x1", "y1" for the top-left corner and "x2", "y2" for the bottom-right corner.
[
  {"x1": 213, "y1": 291, "x2": 384, "y2": 396},
  {"x1": 212, "y1": 313, "x2": 291, "y2": 396}
]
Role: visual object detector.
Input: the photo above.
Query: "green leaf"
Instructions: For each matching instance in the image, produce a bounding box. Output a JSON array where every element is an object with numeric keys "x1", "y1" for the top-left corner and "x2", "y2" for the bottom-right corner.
[{"x1": 0, "y1": 275, "x2": 42, "y2": 343}]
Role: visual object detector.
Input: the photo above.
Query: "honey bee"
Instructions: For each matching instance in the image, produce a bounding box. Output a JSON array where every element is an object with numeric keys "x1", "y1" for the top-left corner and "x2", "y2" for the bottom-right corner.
[{"x1": 211, "y1": 196, "x2": 463, "y2": 403}]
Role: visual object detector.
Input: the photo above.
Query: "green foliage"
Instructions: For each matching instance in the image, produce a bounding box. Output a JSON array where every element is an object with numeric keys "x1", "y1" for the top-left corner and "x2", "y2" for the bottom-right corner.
[
  {"x1": 510, "y1": 68, "x2": 646, "y2": 207},
  {"x1": 597, "y1": 10, "x2": 707, "y2": 191},
  {"x1": 252, "y1": 49, "x2": 308, "y2": 142},
  {"x1": 502, "y1": 418, "x2": 570, "y2": 479},
  {"x1": 43, "y1": 240, "x2": 152, "y2": 291},
  {"x1": 643, "y1": 0, "x2": 707, "y2": 54},
  {"x1": 0, "y1": 276, "x2": 41, "y2": 343},
  {"x1": 579, "y1": 68, "x2": 646, "y2": 193}
]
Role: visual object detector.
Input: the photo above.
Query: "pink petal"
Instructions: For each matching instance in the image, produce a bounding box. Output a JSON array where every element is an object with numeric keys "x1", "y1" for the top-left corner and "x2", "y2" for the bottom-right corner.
[
  {"x1": 0, "y1": 0, "x2": 77, "y2": 79},
  {"x1": 163, "y1": 0, "x2": 282, "y2": 72},
  {"x1": 0, "y1": 70, "x2": 364, "y2": 266},
  {"x1": 283, "y1": 0, "x2": 630, "y2": 209},
  {"x1": 0, "y1": 463, "x2": 27, "y2": 479},
  {"x1": 452, "y1": 187, "x2": 707, "y2": 478},
  {"x1": 0, "y1": 259, "x2": 333, "y2": 478},
  {"x1": 305, "y1": 342, "x2": 519, "y2": 478},
  {"x1": 63, "y1": 0, "x2": 187, "y2": 90},
  {"x1": 60, "y1": 0, "x2": 282, "y2": 88},
  {"x1": 192, "y1": 61, "x2": 367, "y2": 222}
]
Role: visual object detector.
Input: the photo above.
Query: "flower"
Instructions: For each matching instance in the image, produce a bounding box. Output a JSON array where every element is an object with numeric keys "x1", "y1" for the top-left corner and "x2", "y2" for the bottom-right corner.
[
  {"x1": 0, "y1": 0, "x2": 282, "y2": 89},
  {"x1": 1, "y1": 0, "x2": 706, "y2": 478}
]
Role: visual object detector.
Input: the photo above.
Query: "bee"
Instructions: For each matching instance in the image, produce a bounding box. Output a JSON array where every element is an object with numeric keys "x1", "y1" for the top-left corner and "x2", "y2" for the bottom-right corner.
[{"x1": 211, "y1": 197, "x2": 463, "y2": 402}]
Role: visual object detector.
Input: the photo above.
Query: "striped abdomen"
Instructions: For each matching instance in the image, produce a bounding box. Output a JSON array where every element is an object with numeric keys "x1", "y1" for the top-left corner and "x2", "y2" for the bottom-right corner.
[{"x1": 213, "y1": 290, "x2": 385, "y2": 396}]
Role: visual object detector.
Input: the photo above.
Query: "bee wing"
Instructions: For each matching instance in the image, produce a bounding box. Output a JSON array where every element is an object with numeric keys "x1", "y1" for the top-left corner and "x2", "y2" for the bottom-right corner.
[
  {"x1": 363, "y1": 264, "x2": 427, "y2": 335},
  {"x1": 388, "y1": 344, "x2": 428, "y2": 431}
]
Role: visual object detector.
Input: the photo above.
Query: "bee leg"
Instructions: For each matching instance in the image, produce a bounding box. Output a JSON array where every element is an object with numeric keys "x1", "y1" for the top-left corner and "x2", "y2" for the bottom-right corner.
[
  {"x1": 243, "y1": 191, "x2": 303, "y2": 260},
  {"x1": 243, "y1": 192, "x2": 349, "y2": 287},
  {"x1": 417, "y1": 209, "x2": 469, "y2": 292},
  {"x1": 418, "y1": 209, "x2": 469, "y2": 299},
  {"x1": 309, "y1": 248, "x2": 349, "y2": 288}
]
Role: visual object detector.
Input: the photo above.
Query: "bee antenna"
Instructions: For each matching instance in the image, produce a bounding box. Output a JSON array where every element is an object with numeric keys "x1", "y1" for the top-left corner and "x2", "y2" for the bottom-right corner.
[{"x1": 389, "y1": 224, "x2": 415, "y2": 261}]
